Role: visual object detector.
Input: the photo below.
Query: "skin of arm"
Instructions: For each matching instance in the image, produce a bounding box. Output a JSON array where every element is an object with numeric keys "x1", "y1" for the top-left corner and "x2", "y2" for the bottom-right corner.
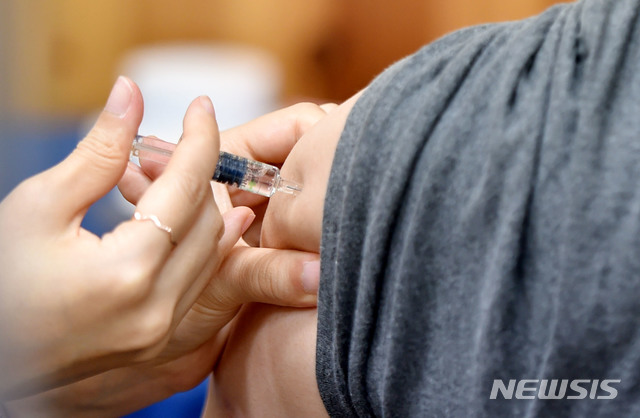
[{"x1": 204, "y1": 92, "x2": 361, "y2": 417}]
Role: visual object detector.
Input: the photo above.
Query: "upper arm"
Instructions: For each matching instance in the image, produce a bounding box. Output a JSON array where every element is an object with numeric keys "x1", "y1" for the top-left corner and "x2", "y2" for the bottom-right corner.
[
  {"x1": 203, "y1": 303, "x2": 327, "y2": 417},
  {"x1": 260, "y1": 92, "x2": 361, "y2": 252}
]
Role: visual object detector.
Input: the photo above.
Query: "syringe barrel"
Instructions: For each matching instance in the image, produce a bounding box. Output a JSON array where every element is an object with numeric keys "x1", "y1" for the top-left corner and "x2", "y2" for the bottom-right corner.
[
  {"x1": 131, "y1": 135, "x2": 293, "y2": 198},
  {"x1": 214, "y1": 152, "x2": 280, "y2": 197}
]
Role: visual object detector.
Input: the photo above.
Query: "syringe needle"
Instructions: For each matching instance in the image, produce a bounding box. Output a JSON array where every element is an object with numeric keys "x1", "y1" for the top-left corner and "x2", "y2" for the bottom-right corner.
[{"x1": 277, "y1": 178, "x2": 303, "y2": 195}]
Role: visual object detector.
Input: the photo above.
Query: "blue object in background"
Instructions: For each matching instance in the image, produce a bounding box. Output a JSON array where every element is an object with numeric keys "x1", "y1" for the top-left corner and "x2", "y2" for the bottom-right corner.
[
  {"x1": 123, "y1": 380, "x2": 208, "y2": 418},
  {"x1": 0, "y1": 119, "x2": 207, "y2": 417},
  {"x1": 0, "y1": 119, "x2": 128, "y2": 236}
]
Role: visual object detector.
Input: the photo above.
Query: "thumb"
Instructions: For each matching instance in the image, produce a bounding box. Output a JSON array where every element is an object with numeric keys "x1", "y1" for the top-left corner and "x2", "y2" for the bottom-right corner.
[
  {"x1": 49, "y1": 76, "x2": 143, "y2": 225},
  {"x1": 216, "y1": 246, "x2": 320, "y2": 308}
]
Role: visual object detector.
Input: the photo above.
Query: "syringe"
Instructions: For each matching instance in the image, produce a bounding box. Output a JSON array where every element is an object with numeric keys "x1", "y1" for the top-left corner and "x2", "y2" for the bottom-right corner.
[{"x1": 130, "y1": 135, "x2": 302, "y2": 197}]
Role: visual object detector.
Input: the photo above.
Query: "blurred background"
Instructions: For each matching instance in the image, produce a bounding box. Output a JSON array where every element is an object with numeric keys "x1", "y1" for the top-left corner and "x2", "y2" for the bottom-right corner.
[{"x1": 0, "y1": 0, "x2": 567, "y2": 416}]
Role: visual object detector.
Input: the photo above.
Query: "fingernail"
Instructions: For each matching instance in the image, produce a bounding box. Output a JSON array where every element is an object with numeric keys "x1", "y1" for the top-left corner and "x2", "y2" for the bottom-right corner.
[
  {"x1": 301, "y1": 260, "x2": 320, "y2": 294},
  {"x1": 241, "y1": 212, "x2": 256, "y2": 235},
  {"x1": 105, "y1": 76, "x2": 133, "y2": 117},
  {"x1": 199, "y1": 96, "x2": 216, "y2": 117},
  {"x1": 126, "y1": 161, "x2": 143, "y2": 174}
]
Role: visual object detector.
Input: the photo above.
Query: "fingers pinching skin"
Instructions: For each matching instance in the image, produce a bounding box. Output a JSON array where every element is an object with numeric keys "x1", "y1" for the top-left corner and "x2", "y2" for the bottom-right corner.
[
  {"x1": 221, "y1": 102, "x2": 332, "y2": 208},
  {"x1": 207, "y1": 181, "x2": 319, "y2": 310}
]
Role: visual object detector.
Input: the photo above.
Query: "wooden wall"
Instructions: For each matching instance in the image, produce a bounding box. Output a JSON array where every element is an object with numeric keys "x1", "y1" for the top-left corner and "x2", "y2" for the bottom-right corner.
[{"x1": 5, "y1": 0, "x2": 569, "y2": 115}]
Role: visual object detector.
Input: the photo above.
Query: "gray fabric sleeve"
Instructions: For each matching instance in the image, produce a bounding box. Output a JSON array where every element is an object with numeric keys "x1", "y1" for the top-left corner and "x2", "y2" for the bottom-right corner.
[{"x1": 317, "y1": 0, "x2": 640, "y2": 416}]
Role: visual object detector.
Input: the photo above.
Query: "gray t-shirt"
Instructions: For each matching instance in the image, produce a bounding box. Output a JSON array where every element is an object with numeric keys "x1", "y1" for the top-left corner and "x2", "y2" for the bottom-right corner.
[{"x1": 317, "y1": 0, "x2": 640, "y2": 416}]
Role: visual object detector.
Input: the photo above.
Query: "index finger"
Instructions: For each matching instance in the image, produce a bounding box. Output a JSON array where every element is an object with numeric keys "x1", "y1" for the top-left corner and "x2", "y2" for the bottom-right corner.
[
  {"x1": 221, "y1": 102, "x2": 333, "y2": 164},
  {"x1": 221, "y1": 102, "x2": 332, "y2": 208}
]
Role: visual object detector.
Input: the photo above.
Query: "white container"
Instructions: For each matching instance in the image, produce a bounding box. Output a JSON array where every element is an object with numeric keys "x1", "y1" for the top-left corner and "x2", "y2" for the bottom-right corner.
[{"x1": 118, "y1": 42, "x2": 283, "y2": 141}]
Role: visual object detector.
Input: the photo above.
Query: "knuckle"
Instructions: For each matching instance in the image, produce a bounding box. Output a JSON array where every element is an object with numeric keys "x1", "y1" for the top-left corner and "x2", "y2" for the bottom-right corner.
[
  {"x1": 74, "y1": 129, "x2": 124, "y2": 169},
  {"x1": 140, "y1": 308, "x2": 173, "y2": 346},
  {"x1": 220, "y1": 248, "x2": 292, "y2": 305},
  {"x1": 290, "y1": 101, "x2": 322, "y2": 114},
  {"x1": 287, "y1": 102, "x2": 324, "y2": 138},
  {"x1": 246, "y1": 251, "x2": 281, "y2": 300},
  {"x1": 110, "y1": 260, "x2": 156, "y2": 303},
  {"x1": 128, "y1": 305, "x2": 173, "y2": 354}
]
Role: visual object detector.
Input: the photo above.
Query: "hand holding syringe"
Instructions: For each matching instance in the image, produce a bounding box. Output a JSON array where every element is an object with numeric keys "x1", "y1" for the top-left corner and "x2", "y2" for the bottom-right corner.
[{"x1": 131, "y1": 135, "x2": 302, "y2": 197}]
